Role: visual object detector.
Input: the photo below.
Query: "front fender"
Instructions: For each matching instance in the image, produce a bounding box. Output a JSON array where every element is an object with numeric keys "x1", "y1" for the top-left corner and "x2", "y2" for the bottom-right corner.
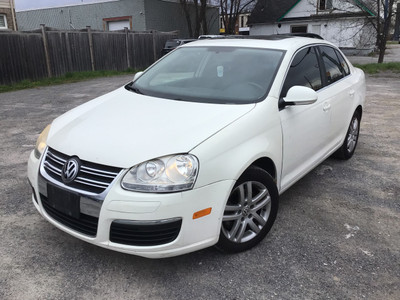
[{"x1": 191, "y1": 97, "x2": 283, "y2": 192}]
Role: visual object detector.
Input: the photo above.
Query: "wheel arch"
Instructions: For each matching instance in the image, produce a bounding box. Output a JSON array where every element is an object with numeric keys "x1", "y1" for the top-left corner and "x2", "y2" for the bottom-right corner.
[
  {"x1": 355, "y1": 105, "x2": 363, "y2": 120},
  {"x1": 250, "y1": 157, "x2": 277, "y2": 182}
]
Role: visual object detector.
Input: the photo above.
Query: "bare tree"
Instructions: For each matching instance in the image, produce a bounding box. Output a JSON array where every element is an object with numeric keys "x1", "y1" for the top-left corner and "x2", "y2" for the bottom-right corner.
[
  {"x1": 340, "y1": 0, "x2": 396, "y2": 62},
  {"x1": 179, "y1": 0, "x2": 211, "y2": 37},
  {"x1": 308, "y1": 0, "x2": 397, "y2": 63},
  {"x1": 220, "y1": 0, "x2": 256, "y2": 34},
  {"x1": 374, "y1": 0, "x2": 396, "y2": 63}
]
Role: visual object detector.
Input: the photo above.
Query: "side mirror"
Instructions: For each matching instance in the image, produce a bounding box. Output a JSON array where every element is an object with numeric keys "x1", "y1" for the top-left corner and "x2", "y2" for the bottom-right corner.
[
  {"x1": 281, "y1": 86, "x2": 318, "y2": 108},
  {"x1": 133, "y1": 71, "x2": 144, "y2": 81}
]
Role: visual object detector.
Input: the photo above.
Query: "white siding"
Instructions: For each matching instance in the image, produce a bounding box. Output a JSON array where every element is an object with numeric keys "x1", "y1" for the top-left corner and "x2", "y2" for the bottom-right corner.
[
  {"x1": 331, "y1": 0, "x2": 360, "y2": 13},
  {"x1": 250, "y1": 17, "x2": 375, "y2": 50},
  {"x1": 0, "y1": 0, "x2": 11, "y2": 9},
  {"x1": 285, "y1": 0, "x2": 368, "y2": 18},
  {"x1": 285, "y1": 0, "x2": 315, "y2": 18}
]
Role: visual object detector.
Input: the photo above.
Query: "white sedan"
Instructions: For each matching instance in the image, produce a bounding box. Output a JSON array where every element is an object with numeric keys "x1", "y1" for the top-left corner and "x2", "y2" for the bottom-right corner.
[{"x1": 27, "y1": 36, "x2": 365, "y2": 258}]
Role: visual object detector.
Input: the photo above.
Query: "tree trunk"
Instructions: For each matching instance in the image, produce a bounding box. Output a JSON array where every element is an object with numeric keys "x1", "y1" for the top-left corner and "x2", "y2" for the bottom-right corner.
[
  {"x1": 180, "y1": 0, "x2": 193, "y2": 37},
  {"x1": 378, "y1": 0, "x2": 395, "y2": 63},
  {"x1": 200, "y1": 0, "x2": 208, "y2": 35},
  {"x1": 377, "y1": 34, "x2": 386, "y2": 63}
]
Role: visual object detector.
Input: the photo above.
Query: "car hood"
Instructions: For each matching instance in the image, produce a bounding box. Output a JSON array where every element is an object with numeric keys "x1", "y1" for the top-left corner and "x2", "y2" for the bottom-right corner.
[{"x1": 47, "y1": 87, "x2": 255, "y2": 168}]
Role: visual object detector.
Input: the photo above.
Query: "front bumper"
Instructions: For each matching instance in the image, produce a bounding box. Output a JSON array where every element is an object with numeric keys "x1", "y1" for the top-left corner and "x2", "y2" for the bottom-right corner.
[{"x1": 28, "y1": 150, "x2": 234, "y2": 258}]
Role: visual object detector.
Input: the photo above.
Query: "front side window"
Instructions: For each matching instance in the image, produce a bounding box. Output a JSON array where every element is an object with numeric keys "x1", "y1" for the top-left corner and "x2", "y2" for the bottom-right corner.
[
  {"x1": 319, "y1": 46, "x2": 345, "y2": 85},
  {"x1": 129, "y1": 46, "x2": 285, "y2": 104},
  {"x1": 281, "y1": 47, "x2": 322, "y2": 97}
]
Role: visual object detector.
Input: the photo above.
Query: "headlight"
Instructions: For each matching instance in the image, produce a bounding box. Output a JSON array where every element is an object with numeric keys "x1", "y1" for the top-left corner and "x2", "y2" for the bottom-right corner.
[
  {"x1": 121, "y1": 154, "x2": 199, "y2": 193},
  {"x1": 34, "y1": 124, "x2": 51, "y2": 159}
]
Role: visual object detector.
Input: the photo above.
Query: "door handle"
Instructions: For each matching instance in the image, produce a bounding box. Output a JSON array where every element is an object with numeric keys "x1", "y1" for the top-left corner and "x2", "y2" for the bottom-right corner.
[{"x1": 323, "y1": 103, "x2": 331, "y2": 112}]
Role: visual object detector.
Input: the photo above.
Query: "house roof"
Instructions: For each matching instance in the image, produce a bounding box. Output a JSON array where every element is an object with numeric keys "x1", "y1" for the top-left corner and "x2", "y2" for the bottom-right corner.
[
  {"x1": 248, "y1": 0, "x2": 375, "y2": 25},
  {"x1": 248, "y1": 0, "x2": 300, "y2": 25}
]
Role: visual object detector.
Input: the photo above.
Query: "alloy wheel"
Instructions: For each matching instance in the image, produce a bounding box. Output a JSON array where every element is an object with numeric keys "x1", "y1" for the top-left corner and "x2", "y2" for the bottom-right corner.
[
  {"x1": 221, "y1": 181, "x2": 271, "y2": 243},
  {"x1": 347, "y1": 117, "x2": 359, "y2": 153}
]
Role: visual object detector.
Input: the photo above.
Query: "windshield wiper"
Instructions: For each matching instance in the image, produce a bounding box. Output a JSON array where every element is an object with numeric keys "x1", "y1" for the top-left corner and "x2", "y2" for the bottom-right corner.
[{"x1": 125, "y1": 83, "x2": 144, "y2": 95}]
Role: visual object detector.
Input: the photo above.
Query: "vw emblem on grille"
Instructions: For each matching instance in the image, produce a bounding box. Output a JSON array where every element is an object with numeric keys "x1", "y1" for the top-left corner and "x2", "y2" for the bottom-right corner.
[{"x1": 61, "y1": 157, "x2": 80, "y2": 184}]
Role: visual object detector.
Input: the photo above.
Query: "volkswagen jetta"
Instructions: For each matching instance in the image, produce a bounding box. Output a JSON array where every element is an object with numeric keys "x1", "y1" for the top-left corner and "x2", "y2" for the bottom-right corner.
[{"x1": 27, "y1": 36, "x2": 365, "y2": 258}]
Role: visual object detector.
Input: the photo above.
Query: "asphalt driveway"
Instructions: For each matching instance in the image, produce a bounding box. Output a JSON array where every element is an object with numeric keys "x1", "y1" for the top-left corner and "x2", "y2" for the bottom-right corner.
[{"x1": 0, "y1": 73, "x2": 399, "y2": 300}]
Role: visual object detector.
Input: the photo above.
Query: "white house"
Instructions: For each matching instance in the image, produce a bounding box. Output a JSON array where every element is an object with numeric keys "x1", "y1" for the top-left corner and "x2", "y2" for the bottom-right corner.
[{"x1": 248, "y1": 0, "x2": 377, "y2": 54}]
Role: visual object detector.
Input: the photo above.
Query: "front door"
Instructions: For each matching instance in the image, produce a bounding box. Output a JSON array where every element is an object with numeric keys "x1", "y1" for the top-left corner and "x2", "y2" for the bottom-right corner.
[{"x1": 279, "y1": 46, "x2": 331, "y2": 191}]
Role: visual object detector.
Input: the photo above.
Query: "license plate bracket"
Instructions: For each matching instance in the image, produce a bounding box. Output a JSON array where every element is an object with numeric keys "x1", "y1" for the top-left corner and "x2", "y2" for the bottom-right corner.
[{"x1": 47, "y1": 184, "x2": 80, "y2": 219}]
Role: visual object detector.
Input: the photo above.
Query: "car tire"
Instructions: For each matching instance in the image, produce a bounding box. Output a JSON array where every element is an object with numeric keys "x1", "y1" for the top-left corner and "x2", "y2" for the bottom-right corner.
[
  {"x1": 216, "y1": 166, "x2": 279, "y2": 253},
  {"x1": 334, "y1": 110, "x2": 361, "y2": 160}
]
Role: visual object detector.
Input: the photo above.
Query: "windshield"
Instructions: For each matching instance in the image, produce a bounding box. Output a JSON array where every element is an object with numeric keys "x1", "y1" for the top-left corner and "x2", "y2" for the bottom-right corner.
[{"x1": 128, "y1": 46, "x2": 285, "y2": 104}]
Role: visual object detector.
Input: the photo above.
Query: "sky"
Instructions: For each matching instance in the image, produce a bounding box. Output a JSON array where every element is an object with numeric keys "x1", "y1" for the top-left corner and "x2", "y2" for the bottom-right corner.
[{"x1": 15, "y1": 0, "x2": 115, "y2": 11}]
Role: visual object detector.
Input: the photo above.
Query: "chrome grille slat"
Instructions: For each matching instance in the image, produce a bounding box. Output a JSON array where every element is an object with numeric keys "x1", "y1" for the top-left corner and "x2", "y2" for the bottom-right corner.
[
  {"x1": 75, "y1": 177, "x2": 109, "y2": 188},
  {"x1": 43, "y1": 161, "x2": 62, "y2": 175},
  {"x1": 80, "y1": 165, "x2": 119, "y2": 176},
  {"x1": 42, "y1": 147, "x2": 122, "y2": 194},
  {"x1": 74, "y1": 180, "x2": 108, "y2": 189},
  {"x1": 80, "y1": 168, "x2": 117, "y2": 179},
  {"x1": 47, "y1": 151, "x2": 66, "y2": 165}
]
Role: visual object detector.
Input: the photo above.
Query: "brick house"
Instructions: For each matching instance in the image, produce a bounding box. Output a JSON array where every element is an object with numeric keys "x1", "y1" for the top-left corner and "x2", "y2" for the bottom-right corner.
[{"x1": 0, "y1": 0, "x2": 17, "y2": 30}]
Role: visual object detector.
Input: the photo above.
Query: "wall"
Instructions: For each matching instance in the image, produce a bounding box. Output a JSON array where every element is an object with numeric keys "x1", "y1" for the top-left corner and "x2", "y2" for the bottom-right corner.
[
  {"x1": 16, "y1": 0, "x2": 145, "y2": 31},
  {"x1": 144, "y1": 0, "x2": 219, "y2": 38},
  {"x1": 284, "y1": 0, "x2": 362, "y2": 18}
]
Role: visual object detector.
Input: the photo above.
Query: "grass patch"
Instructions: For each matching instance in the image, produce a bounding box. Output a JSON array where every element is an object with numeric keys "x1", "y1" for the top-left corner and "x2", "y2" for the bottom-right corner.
[
  {"x1": 354, "y1": 62, "x2": 400, "y2": 74},
  {"x1": 0, "y1": 69, "x2": 137, "y2": 93}
]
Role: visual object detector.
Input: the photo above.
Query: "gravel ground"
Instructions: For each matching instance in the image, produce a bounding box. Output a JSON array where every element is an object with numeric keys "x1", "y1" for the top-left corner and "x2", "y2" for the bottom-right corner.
[
  {"x1": 347, "y1": 43, "x2": 400, "y2": 64},
  {"x1": 0, "y1": 73, "x2": 399, "y2": 300}
]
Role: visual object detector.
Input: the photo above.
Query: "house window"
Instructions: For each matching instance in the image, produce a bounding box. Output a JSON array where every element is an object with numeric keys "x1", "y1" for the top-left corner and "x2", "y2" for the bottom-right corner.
[
  {"x1": 0, "y1": 14, "x2": 8, "y2": 30},
  {"x1": 240, "y1": 16, "x2": 247, "y2": 28},
  {"x1": 291, "y1": 25, "x2": 307, "y2": 33},
  {"x1": 103, "y1": 16, "x2": 132, "y2": 31},
  {"x1": 319, "y1": 0, "x2": 333, "y2": 10}
]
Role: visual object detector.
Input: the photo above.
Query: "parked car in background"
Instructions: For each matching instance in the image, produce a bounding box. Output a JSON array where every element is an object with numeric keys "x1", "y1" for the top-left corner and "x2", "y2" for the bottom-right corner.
[
  {"x1": 161, "y1": 39, "x2": 196, "y2": 55},
  {"x1": 28, "y1": 36, "x2": 365, "y2": 258}
]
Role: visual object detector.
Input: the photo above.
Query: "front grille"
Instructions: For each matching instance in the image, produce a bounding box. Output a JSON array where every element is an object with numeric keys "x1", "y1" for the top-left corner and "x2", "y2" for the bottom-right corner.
[
  {"x1": 41, "y1": 194, "x2": 98, "y2": 237},
  {"x1": 110, "y1": 219, "x2": 182, "y2": 246},
  {"x1": 42, "y1": 147, "x2": 122, "y2": 194}
]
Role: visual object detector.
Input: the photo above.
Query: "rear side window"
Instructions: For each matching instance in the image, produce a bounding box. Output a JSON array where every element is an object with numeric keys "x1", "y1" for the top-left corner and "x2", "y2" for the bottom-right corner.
[
  {"x1": 335, "y1": 49, "x2": 350, "y2": 75},
  {"x1": 281, "y1": 47, "x2": 322, "y2": 97},
  {"x1": 319, "y1": 46, "x2": 345, "y2": 85}
]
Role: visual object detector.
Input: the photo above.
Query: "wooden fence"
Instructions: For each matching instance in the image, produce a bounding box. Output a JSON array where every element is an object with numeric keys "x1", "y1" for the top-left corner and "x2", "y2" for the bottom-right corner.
[{"x1": 0, "y1": 26, "x2": 178, "y2": 85}]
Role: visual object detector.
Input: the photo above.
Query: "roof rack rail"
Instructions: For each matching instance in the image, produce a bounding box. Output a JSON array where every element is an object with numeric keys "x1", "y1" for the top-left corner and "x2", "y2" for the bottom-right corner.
[
  {"x1": 278, "y1": 33, "x2": 324, "y2": 39},
  {"x1": 197, "y1": 33, "x2": 324, "y2": 40}
]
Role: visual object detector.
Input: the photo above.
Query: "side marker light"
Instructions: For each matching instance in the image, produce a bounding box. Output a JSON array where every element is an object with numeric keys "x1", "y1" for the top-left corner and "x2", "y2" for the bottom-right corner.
[{"x1": 193, "y1": 207, "x2": 212, "y2": 219}]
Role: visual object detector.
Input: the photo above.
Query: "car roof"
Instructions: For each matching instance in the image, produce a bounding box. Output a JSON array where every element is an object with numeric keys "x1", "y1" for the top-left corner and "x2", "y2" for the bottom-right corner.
[{"x1": 183, "y1": 35, "x2": 335, "y2": 52}]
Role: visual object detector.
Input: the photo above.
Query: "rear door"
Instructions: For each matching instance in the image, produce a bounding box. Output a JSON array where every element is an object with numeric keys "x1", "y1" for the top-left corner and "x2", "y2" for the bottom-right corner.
[{"x1": 317, "y1": 46, "x2": 355, "y2": 145}]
